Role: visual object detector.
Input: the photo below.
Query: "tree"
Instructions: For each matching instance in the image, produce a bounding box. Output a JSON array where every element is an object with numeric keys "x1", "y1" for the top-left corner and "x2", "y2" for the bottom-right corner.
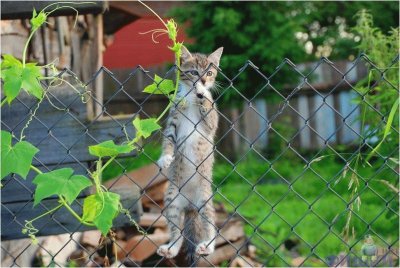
[{"x1": 171, "y1": 2, "x2": 398, "y2": 103}]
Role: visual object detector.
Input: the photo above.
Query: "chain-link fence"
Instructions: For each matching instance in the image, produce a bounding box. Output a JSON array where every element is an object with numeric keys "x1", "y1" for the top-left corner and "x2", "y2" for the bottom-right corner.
[{"x1": 1, "y1": 54, "x2": 399, "y2": 267}]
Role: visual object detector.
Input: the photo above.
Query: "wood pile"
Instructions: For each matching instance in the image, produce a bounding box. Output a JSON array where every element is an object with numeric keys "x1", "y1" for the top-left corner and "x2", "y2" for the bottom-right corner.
[{"x1": 68, "y1": 164, "x2": 262, "y2": 267}]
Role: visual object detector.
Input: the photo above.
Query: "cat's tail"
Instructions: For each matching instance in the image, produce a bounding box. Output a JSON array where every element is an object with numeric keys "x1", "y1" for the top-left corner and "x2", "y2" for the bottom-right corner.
[{"x1": 182, "y1": 208, "x2": 202, "y2": 267}]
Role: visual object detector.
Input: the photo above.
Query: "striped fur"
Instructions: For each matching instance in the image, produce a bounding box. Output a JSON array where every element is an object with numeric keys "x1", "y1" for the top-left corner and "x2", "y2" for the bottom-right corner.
[{"x1": 156, "y1": 46, "x2": 223, "y2": 262}]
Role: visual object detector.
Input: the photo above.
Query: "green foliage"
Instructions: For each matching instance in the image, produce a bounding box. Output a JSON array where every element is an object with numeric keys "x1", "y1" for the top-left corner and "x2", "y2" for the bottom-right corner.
[
  {"x1": 353, "y1": 10, "x2": 399, "y2": 160},
  {"x1": 88, "y1": 140, "x2": 134, "y2": 158},
  {"x1": 102, "y1": 143, "x2": 161, "y2": 181},
  {"x1": 1, "y1": 55, "x2": 44, "y2": 104},
  {"x1": 82, "y1": 192, "x2": 120, "y2": 235},
  {"x1": 171, "y1": 2, "x2": 398, "y2": 104},
  {"x1": 1, "y1": 131, "x2": 39, "y2": 179},
  {"x1": 171, "y1": 2, "x2": 304, "y2": 103},
  {"x1": 132, "y1": 117, "x2": 162, "y2": 138},
  {"x1": 31, "y1": 8, "x2": 47, "y2": 31},
  {"x1": 213, "y1": 156, "x2": 398, "y2": 266},
  {"x1": 169, "y1": 42, "x2": 183, "y2": 53},
  {"x1": 32, "y1": 168, "x2": 92, "y2": 206},
  {"x1": 166, "y1": 19, "x2": 177, "y2": 41},
  {"x1": 366, "y1": 98, "x2": 399, "y2": 161},
  {"x1": 0, "y1": 2, "x2": 183, "y2": 241},
  {"x1": 143, "y1": 74, "x2": 175, "y2": 95}
]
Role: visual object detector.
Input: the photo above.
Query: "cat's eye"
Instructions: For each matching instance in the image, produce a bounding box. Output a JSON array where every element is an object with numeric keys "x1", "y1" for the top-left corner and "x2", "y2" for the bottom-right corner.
[
  {"x1": 206, "y1": 71, "x2": 213, "y2": 76},
  {"x1": 189, "y1": 70, "x2": 199, "y2": 76}
]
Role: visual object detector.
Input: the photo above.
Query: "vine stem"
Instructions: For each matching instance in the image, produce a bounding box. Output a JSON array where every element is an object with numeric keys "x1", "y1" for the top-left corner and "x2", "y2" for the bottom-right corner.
[
  {"x1": 137, "y1": 0, "x2": 181, "y2": 123},
  {"x1": 20, "y1": 90, "x2": 46, "y2": 140},
  {"x1": 26, "y1": 203, "x2": 64, "y2": 223},
  {"x1": 1, "y1": 98, "x2": 7, "y2": 107},
  {"x1": 59, "y1": 196, "x2": 95, "y2": 226},
  {"x1": 30, "y1": 165, "x2": 95, "y2": 226},
  {"x1": 30, "y1": 165, "x2": 42, "y2": 174},
  {"x1": 22, "y1": 30, "x2": 37, "y2": 67},
  {"x1": 156, "y1": 40, "x2": 181, "y2": 122},
  {"x1": 138, "y1": 0, "x2": 167, "y2": 28},
  {"x1": 96, "y1": 135, "x2": 141, "y2": 178}
]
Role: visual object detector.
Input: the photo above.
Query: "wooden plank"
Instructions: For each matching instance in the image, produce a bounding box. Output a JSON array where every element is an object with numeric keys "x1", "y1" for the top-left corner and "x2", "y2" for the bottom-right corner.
[
  {"x1": 338, "y1": 90, "x2": 361, "y2": 144},
  {"x1": 1, "y1": 183, "x2": 142, "y2": 241},
  {"x1": 103, "y1": 164, "x2": 167, "y2": 191},
  {"x1": 2, "y1": 114, "x2": 137, "y2": 166},
  {"x1": 1, "y1": 1, "x2": 106, "y2": 20},
  {"x1": 297, "y1": 95, "x2": 311, "y2": 149},
  {"x1": 254, "y1": 99, "x2": 268, "y2": 148},
  {"x1": 197, "y1": 237, "x2": 248, "y2": 267},
  {"x1": 1, "y1": 91, "x2": 87, "y2": 129},
  {"x1": 139, "y1": 213, "x2": 167, "y2": 228},
  {"x1": 122, "y1": 228, "x2": 169, "y2": 261},
  {"x1": 312, "y1": 94, "x2": 336, "y2": 147},
  {"x1": 215, "y1": 219, "x2": 245, "y2": 247},
  {"x1": 92, "y1": 15, "x2": 104, "y2": 119}
]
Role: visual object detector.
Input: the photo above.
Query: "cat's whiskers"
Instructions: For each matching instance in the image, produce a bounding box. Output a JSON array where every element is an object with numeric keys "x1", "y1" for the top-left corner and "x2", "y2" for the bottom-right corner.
[{"x1": 212, "y1": 81, "x2": 224, "y2": 95}]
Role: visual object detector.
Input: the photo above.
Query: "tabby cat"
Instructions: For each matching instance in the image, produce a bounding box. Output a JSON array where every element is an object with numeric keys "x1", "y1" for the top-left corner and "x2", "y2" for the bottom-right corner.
[{"x1": 156, "y1": 46, "x2": 223, "y2": 260}]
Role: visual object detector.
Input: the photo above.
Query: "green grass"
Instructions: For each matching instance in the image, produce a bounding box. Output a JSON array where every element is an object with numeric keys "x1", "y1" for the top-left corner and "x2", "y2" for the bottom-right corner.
[
  {"x1": 213, "y1": 152, "x2": 399, "y2": 266},
  {"x1": 103, "y1": 144, "x2": 398, "y2": 266}
]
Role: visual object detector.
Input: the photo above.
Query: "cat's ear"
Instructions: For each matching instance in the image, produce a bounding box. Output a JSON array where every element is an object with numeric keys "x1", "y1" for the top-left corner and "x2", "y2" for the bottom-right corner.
[
  {"x1": 208, "y1": 47, "x2": 223, "y2": 67},
  {"x1": 180, "y1": 45, "x2": 192, "y2": 62}
]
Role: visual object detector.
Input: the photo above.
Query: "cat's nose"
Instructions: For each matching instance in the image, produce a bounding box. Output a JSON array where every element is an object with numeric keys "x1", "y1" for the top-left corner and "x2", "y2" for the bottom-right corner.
[{"x1": 200, "y1": 78, "x2": 206, "y2": 85}]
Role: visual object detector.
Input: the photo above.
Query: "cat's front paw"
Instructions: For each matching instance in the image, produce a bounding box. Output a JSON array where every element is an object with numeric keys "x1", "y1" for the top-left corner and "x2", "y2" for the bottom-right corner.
[
  {"x1": 196, "y1": 90, "x2": 213, "y2": 110},
  {"x1": 157, "y1": 244, "x2": 180, "y2": 258},
  {"x1": 157, "y1": 155, "x2": 174, "y2": 169},
  {"x1": 195, "y1": 241, "x2": 215, "y2": 256}
]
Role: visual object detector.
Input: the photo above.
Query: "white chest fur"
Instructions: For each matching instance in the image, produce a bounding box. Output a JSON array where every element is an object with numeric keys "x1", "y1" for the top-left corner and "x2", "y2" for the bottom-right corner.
[{"x1": 175, "y1": 84, "x2": 204, "y2": 164}]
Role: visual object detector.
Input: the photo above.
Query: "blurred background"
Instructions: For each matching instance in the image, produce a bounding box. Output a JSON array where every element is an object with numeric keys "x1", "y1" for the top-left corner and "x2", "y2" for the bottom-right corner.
[{"x1": 1, "y1": 1, "x2": 399, "y2": 267}]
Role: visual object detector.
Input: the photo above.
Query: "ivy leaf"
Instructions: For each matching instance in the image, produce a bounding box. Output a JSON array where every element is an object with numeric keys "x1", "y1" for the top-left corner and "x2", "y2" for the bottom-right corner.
[
  {"x1": 133, "y1": 117, "x2": 161, "y2": 138},
  {"x1": 143, "y1": 74, "x2": 175, "y2": 95},
  {"x1": 1, "y1": 131, "x2": 39, "y2": 179},
  {"x1": 88, "y1": 140, "x2": 134, "y2": 158},
  {"x1": 82, "y1": 192, "x2": 120, "y2": 235},
  {"x1": 32, "y1": 168, "x2": 92, "y2": 206}
]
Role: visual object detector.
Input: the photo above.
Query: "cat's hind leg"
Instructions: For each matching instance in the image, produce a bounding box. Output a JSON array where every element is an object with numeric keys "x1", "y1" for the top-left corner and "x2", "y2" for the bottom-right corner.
[
  {"x1": 157, "y1": 187, "x2": 184, "y2": 258},
  {"x1": 195, "y1": 199, "x2": 216, "y2": 255}
]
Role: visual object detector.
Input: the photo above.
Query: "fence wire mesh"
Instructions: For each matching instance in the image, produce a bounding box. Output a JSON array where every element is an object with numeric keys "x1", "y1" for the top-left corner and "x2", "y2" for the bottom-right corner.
[{"x1": 1, "y1": 54, "x2": 399, "y2": 267}]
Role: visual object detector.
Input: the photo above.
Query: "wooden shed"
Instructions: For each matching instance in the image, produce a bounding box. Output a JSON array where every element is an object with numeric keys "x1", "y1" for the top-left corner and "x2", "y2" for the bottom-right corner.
[{"x1": 1, "y1": 0, "x2": 145, "y2": 242}]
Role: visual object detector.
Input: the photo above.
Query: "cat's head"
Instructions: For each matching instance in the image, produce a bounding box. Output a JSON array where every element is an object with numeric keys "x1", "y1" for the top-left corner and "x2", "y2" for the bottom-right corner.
[{"x1": 179, "y1": 46, "x2": 223, "y2": 95}]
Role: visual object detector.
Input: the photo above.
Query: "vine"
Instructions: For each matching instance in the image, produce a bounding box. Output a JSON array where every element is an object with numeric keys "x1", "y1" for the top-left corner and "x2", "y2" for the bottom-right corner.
[{"x1": 1, "y1": 1, "x2": 183, "y2": 245}]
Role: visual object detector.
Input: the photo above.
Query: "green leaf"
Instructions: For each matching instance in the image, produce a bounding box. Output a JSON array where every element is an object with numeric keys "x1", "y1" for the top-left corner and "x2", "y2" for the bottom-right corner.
[
  {"x1": 132, "y1": 117, "x2": 161, "y2": 138},
  {"x1": 32, "y1": 168, "x2": 92, "y2": 206},
  {"x1": 4, "y1": 77, "x2": 23, "y2": 104},
  {"x1": 169, "y1": 42, "x2": 183, "y2": 53},
  {"x1": 167, "y1": 19, "x2": 177, "y2": 41},
  {"x1": 21, "y1": 64, "x2": 44, "y2": 99},
  {"x1": 1, "y1": 54, "x2": 22, "y2": 69},
  {"x1": 82, "y1": 192, "x2": 120, "y2": 235},
  {"x1": 1, "y1": 59, "x2": 43, "y2": 104},
  {"x1": 143, "y1": 74, "x2": 175, "y2": 95},
  {"x1": 88, "y1": 140, "x2": 134, "y2": 158},
  {"x1": 31, "y1": 9, "x2": 47, "y2": 31},
  {"x1": 1, "y1": 131, "x2": 39, "y2": 179},
  {"x1": 366, "y1": 98, "x2": 399, "y2": 162}
]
